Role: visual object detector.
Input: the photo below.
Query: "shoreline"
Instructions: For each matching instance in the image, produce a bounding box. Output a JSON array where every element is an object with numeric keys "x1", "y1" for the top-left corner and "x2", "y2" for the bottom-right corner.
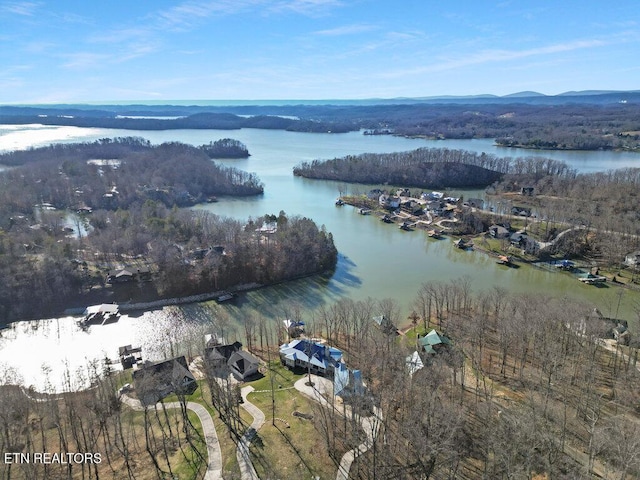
[
  {"x1": 0, "y1": 265, "x2": 337, "y2": 327},
  {"x1": 62, "y1": 282, "x2": 263, "y2": 317}
]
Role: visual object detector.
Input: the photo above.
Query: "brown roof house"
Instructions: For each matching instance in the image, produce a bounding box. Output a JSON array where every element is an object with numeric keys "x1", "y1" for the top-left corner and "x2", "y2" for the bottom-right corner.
[{"x1": 132, "y1": 356, "x2": 198, "y2": 405}]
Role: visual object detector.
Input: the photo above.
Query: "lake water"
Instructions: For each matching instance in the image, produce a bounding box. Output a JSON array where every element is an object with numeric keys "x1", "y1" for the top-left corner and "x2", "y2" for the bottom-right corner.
[{"x1": 1, "y1": 124, "x2": 640, "y2": 391}]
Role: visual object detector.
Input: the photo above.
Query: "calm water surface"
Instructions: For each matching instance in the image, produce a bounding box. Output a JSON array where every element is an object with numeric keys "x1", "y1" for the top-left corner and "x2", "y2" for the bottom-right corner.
[{"x1": 1, "y1": 125, "x2": 639, "y2": 391}]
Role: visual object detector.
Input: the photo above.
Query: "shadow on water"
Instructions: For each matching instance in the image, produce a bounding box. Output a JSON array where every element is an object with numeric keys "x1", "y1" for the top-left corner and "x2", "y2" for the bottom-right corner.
[
  {"x1": 325, "y1": 253, "x2": 362, "y2": 292},
  {"x1": 177, "y1": 254, "x2": 364, "y2": 326}
]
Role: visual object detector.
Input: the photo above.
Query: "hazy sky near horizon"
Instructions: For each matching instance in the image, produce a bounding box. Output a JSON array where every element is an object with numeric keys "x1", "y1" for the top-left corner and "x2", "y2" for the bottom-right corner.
[{"x1": 1, "y1": 0, "x2": 639, "y2": 103}]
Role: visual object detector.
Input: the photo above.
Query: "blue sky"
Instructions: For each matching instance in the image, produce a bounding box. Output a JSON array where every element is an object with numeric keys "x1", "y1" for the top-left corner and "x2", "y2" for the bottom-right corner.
[{"x1": 1, "y1": 0, "x2": 639, "y2": 103}]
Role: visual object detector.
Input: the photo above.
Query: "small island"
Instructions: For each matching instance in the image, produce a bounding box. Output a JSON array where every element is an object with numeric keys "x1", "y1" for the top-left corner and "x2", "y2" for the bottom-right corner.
[{"x1": 200, "y1": 138, "x2": 250, "y2": 158}]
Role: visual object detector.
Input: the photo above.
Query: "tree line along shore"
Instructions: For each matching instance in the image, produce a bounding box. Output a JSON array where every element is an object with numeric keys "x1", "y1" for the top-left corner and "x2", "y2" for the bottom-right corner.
[
  {"x1": 0, "y1": 139, "x2": 336, "y2": 324},
  {"x1": 2, "y1": 98, "x2": 640, "y2": 151},
  {"x1": 1, "y1": 125, "x2": 640, "y2": 478},
  {"x1": 297, "y1": 146, "x2": 640, "y2": 272},
  {"x1": 1, "y1": 285, "x2": 639, "y2": 479}
]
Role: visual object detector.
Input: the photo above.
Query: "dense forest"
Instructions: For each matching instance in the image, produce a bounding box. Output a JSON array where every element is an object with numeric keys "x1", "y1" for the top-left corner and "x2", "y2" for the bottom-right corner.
[
  {"x1": 199, "y1": 138, "x2": 250, "y2": 158},
  {"x1": 0, "y1": 205, "x2": 337, "y2": 324},
  {"x1": 0, "y1": 138, "x2": 337, "y2": 323},
  {"x1": 2, "y1": 96, "x2": 640, "y2": 151},
  {"x1": 309, "y1": 287, "x2": 640, "y2": 479},
  {"x1": 293, "y1": 147, "x2": 573, "y2": 188},
  {"x1": 0, "y1": 112, "x2": 356, "y2": 134},
  {"x1": 0, "y1": 138, "x2": 263, "y2": 216}
]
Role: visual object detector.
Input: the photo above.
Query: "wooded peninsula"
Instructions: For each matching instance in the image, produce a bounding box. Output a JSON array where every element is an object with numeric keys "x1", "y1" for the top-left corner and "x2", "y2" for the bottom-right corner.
[{"x1": 0, "y1": 138, "x2": 337, "y2": 323}]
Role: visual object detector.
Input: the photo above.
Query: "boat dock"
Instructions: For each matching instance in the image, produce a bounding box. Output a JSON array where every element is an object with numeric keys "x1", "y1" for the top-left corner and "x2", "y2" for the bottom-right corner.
[
  {"x1": 118, "y1": 345, "x2": 142, "y2": 369},
  {"x1": 579, "y1": 274, "x2": 607, "y2": 285},
  {"x1": 81, "y1": 304, "x2": 120, "y2": 327}
]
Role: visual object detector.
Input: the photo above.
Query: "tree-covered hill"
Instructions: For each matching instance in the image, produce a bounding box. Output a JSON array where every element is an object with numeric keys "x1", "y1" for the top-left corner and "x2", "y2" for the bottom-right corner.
[
  {"x1": 293, "y1": 147, "x2": 573, "y2": 189},
  {"x1": 200, "y1": 138, "x2": 250, "y2": 158},
  {"x1": 0, "y1": 137, "x2": 263, "y2": 216}
]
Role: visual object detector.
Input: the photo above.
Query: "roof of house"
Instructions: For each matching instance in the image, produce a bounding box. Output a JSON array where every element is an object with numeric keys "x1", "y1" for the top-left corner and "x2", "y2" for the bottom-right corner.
[
  {"x1": 114, "y1": 269, "x2": 134, "y2": 277},
  {"x1": 132, "y1": 356, "x2": 195, "y2": 391},
  {"x1": 279, "y1": 339, "x2": 343, "y2": 369},
  {"x1": 406, "y1": 351, "x2": 424, "y2": 376},
  {"x1": 206, "y1": 341, "x2": 242, "y2": 362},
  {"x1": 418, "y1": 329, "x2": 451, "y2": 348},
  {"x1": 372, "y1": 315, "x2": 397, "y2": 332},
  {"x1": 228, "y1": 350, "x2": 260, "y2": 374},
  {"x1": 510, "y1": 232, "x2": 528, "y2": 242}
]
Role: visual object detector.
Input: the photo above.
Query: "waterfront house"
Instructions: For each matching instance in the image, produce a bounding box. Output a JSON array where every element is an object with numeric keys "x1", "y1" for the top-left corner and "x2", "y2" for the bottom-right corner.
[
  {"x1": 421, "y1": 191, "x2": 444, "y2": 200},
  {"x1": 489, "y1": 224, "x2": 510, "y2": 239},
  {"x1": 132, "y1": 356, "x2": 198, "y2": 405},
  {"x1": 367, "y1": 188, "x2": 385, "y2": 200},
  {"x1": 379, "y1": 194, "x2": 401, "y2": 210},
  {"x1": 372, "y1": 314, "x2": 398, "y2": 335},
  {"x1": 425, "y1": 200, "x2": 444, "y2": 214},
  {"x1": 107, "y1": 268, "x2": 135, "y2": 284},
  {"x1": 228, "y1": 351, "x2": 260, "y2": 381},
  {"x1": 107, "y1": 267, "x2": 152, "y2": 284},
  {"x1": 511, "y1": 206, "x2": 532, "y2": 217},
  {"x1": 279, "y1": 339, "x2": 343, "y2": 376},
  {"x1": 418, "y1": 329, "x2": 451, "y2": 355},
  {"x1": 521, "y1": 186, "x2": 535, "y2": 196},
  {"x1": 624, "y1": 251, "x2": 640, "y2": 267},
  {"x1": 510, "y1": 232, "x2": 527, "y2": 246},
  {"x1": 401, "y1": 200, "x2": 423, "y2": 215},
  {"x1": 467, "y1": 198, "x2": 484, "y2": 209},
  {"x1": 510, "y1": 232, "x2": 538, "y2": 254},
  {"x1": 205, "y1": 340, "x2": 243, "y2": 370}
]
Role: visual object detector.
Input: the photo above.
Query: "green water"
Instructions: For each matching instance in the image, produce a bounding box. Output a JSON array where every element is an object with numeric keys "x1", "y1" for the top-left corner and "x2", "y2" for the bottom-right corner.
[{"x1": 1, "y1": 125, "x2": 639, "y2": 391}]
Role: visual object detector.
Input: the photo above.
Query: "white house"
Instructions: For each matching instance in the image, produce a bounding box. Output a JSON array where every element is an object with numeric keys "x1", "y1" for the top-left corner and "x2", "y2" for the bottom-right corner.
[{"x1": 624, "y1": 251, "x2": 640, "y2": 267}]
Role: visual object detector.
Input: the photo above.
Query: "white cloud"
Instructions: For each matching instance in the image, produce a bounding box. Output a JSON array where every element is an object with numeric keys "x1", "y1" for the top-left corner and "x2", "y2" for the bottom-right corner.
[
  {"x1": 380, "y1": 38, "x2": 610, "y2": 79},
  {"x1": 313, "y1": 24, "x2": 377, "y2": 36},
  {"x1": 269, "y1": 0, "x2": 343, "y2": 16},
  {"x1": 60, "y1": 52, "x2": 111, "y2": 69},
  {"x1": 152, "y1": 0, "x2": 343, "y2": 31},
  {"x1": 1, "y1": 1, "x2": 40, "y2": 16}
]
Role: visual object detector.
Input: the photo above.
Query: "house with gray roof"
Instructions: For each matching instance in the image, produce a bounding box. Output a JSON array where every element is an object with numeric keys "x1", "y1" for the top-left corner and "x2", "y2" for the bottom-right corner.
[
  {"x1": 228, "y1": 351, "x2": 260, "y2": 381},
  {"x1": 132, "y1": 356, "x2": 197, "y2": 405}
]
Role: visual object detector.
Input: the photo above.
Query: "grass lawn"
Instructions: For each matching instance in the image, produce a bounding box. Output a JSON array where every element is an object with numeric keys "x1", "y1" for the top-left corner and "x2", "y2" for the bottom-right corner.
[{"x1": 244, "y1": 362, "x2": 343, "y2": 480}]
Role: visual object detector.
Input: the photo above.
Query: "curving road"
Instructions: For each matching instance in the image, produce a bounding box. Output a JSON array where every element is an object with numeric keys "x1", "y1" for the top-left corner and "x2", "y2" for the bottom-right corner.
[
  {"x1": 120, "y1": 393, "x2": 223, "y2": 480},
  {"x1": 293, "y1": 375, "x2": 382, "y2": 480},
  {"x1": 237, "y1": 386, "x2": 265, "y2": 480}
]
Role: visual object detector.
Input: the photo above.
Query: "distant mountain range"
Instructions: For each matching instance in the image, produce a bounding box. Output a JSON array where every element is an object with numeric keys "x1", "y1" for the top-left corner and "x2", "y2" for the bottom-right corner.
[
  {"x1": 0, "y1": 90, "x2": 638, "y2": 121},
  {"x1": 373, "y1": 90, "x2": 640, "y2": 105}
]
